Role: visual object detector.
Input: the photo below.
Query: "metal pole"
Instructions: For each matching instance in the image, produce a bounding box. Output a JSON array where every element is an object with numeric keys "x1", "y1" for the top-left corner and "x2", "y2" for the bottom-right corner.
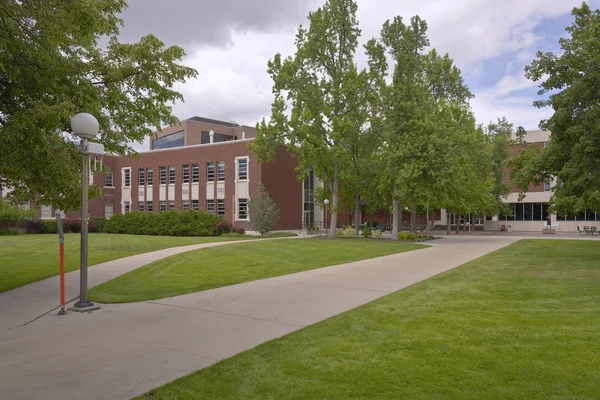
[
  {"x1": 426, "y1": 198, "x2": 429, "y2": 236},
  {"x1": 74, "y1": 139, "x2": 93, "y2": 308},
  {"x1": 325, "y1": 204, "x2": 328, "y2": 237}
]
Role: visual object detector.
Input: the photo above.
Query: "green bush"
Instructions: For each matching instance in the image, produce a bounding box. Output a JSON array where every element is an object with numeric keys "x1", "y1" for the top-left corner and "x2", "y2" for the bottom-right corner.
[
  {"x1": 0, "y1": 229, "x2": 20, "y2": 235},
  {"x1": 372, "y1": 229, "x2": 383, "y2": 239},
  {"x1": 215, "y1": 220, "x2": 232, "y2": 235},
  {"x1": 43, "y1": 220, "x2": 58, "y2": 234},
  {"x1": 362, "y1": 227, "x2": 371, "y2": 238},
  {"x1": 103, "y1": 210, "x2": 223, "y2": 236},
  {"x1": 26, "y1": 220, "x2": 44, "y2": 234},
  {"x1": 335, "y1": 230, "x2": 344, "y2": 237},
  {"x1": 91, "y1": 217, "x2": 106, "y2": 233},
  {"x1": 341, "y1": 226, "x2": 355, "y2": 238},
  {"x1": 398, "y1": 231, "x2": 418, "y2": 241}
]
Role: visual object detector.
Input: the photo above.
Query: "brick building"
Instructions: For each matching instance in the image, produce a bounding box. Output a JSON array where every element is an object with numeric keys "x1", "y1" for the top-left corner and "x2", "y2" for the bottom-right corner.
[{"x1": 2, "y1": 120, "x2": 597, "y2": 233}]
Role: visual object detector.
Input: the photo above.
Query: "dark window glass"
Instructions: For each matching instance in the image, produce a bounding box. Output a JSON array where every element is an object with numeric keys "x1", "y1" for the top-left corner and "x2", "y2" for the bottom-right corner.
[
  {"x1": 192, "y1": 200, "x2": 199, "y2": 210},
  {"x1": 152, "y1": 130, "x2": 185, "y2": 149},
  {"x1": 238, "y1": 159, "x2": 248, "y2": 180},
  {"x1": 533, "y1": 203, "x2": 542, "y2": 221},
  {"x1": 124, "y1": 169, "x2": 131, "y2": 187},
  {"x1": 217, "y1": 199, "x2": 225, "y2": 215},
  {"x1": 217, "y1": 161, "x2": 225, "y2": 181},
  {"x1": 147, "y1": 169, "x2": 153, "y2": 185},
  {"x1": 192, "y1": 164, "x2": 199, "y2": 183},
  {"x1": 168, "y1": 200, "x2": 175, "y2": 210},
  {"x1": 160, "y1": 167, "x2": 167, "y2": 185},
  {"x1": 207, "y1": 162, "x2": 215, "y2": 182},
  {"x1": 147, "y1": 201, "x2": 153, "y2": 212},
  {"x1": 523, "y1": 203, "x2": 532, "y2": 221},
  {"x1": 138, "y1": 168, "x2": 145, "y2": 186},
  {"x1": 182, "y1": 200, "x2": 189, "y2": 210},
  {"x1": 238, "y1": 198, "x2": 248, "y2": 220},
  {"x1": 104, "y1": 172, "x2": 113, "y2": 187},
  {"x1": 206, "y1": 199, "x2": 215, "y2": 213},
  {"x1": 169, "y1": 166, "x2": 175, "y2": 184},
  {"x1": 182, "y1": 165, "x2": 190, "y2": 184},
  {"x1": 139, "y1": 202, "x2": 145, "y2": 212}
]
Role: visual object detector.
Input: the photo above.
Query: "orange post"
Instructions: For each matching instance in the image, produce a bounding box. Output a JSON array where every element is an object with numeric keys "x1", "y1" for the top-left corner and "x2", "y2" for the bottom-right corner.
[{"x1": 59, "y1": 242, "x2": 65, "y2": 311}]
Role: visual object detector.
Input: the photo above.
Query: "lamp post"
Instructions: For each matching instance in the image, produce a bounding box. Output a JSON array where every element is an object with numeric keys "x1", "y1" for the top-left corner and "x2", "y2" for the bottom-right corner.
[
  {"x1": 324, "y1": 199, "x2": 329, "y2": 237},
  {"x1": 69, "y1": 113, "x2": 100, "y2": 312}
]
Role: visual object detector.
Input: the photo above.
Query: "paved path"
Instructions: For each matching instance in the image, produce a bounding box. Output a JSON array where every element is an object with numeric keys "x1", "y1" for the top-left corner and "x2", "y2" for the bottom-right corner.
[
  {"x1": 0, "y1": 238, "x2": 292, "y2": 331},
  {"x1": 0, "y1": 235, "x2": 522, "y2": 400}
]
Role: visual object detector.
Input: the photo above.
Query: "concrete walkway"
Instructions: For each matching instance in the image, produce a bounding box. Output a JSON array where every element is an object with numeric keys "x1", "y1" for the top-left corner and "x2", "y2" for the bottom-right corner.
[
  {"x1": 0, "y1": 237, "x2": 293, "y2": 331},
  {"x1": 0, "y1": 235, "x2": 522, "y2": 400}
]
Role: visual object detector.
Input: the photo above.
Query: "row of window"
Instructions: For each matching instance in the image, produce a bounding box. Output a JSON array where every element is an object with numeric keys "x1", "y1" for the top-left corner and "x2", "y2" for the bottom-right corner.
[
  {"x1": 498, "y1": 203, "x2": 599, "y2": 221},
  {"x1": 108, "y1": 159, "x2": 249, "y2": 188},
  {"x1": 122, "y1": 198, "x2": 248, "y2": 219}
]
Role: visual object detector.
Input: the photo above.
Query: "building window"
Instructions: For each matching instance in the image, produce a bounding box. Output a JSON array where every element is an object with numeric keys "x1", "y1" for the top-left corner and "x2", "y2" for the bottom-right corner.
[
  {"x1": 147, "y1": 201, "x2": 153, "y2": 212},
  {"x1": 182, "y1": 164, "x2": 190, "y2": 184},
  {"x1": 139, "y1": 202, "x2": 145, "y2": 212},
  {"x1": 124, "y1": 201, "x2": 130, "y2": 213},
  {"x1": 104, "y1": 172, "x2": 114, "y2": 187},
  {"x1": 147, "y1": 168, "x2": 153, "y2": 186},
  {"x1": 207, "y1": 162, "x2": 215, "y2": 182},
  {"x1": 169, "y1": 200, "x2": 175, "y2": 210},
  {"x1": 238, "y1": 158, "x2": 248, "y2": 181},
  {"x1": 138, "y1": 168, "x2": 145, "y2": 186},
  {"x1": 303, "y1": 170, "x2": 314, "y2": 228},
  {"x1": 41, "y1": 205, "x2": 52, "y2": 219},
  {"x1": 124, "y1": 169, "x2": 131, "y2": 187},
  {"x1": 152, "y1": 130, "x2": 185, "y2": 150},
  {"x1": 217, "y1": 199, "x2": 225, "y2": 215},
  {"x1": 192, "y1": 163, "x2": 199, "y2": 183},
  {"x1": 169, "y1": 166, "x2": 176, "y2": 184},
  {"x1": 192, "y1": 200, "x2": 199, "y2": 210},
  {"x1": 160, "y1": 167, "x2": 167, "y2": 185},
  {"x1": 544, "y1": 141, "x2": 549, "y2": 148},
  {"x1": 544, "y1": 182, "x2": 551, "y2": 192},
  {"x1": 207, "y1": 199, "x2": 215, "y2": 213},
  {"x1": 104, "y1": 203, "x2": 113, "y2": 218},
  {"x1": 217, "y1": 161, "x2": 225, "y2": 182},
  {"x1": 182, "y1": 200, "x2": 190, "y2": 210},
  {"x1": 238, "y1": 198, "x2": 248, "y2": 220},
  {"x1": 159, "y1": 201, "x2": 166, "y2": 211}
]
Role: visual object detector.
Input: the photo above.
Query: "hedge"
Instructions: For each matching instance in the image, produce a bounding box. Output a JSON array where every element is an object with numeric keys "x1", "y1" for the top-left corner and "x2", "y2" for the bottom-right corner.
[
  {"x1": 103, "y1": 210, "x2": 224, "y2": 236},
  {"x1": 91, "y1": 217, "x2": 106, "y2": 233}
]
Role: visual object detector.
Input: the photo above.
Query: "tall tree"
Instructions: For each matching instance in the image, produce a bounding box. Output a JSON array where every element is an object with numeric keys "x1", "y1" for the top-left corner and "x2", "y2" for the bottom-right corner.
[
  {"x1": 248, "y1": 183, "x2": 280, "y2": 235},
  {"x1": 508, "y1": 2, "x2": 600, "y2": 214},
  {"x1": 0, "y1": 0, "x2": 197, "y2": 210},
  {"x1": 251, "y1": 0, "x2": 384, "y2": 238}
]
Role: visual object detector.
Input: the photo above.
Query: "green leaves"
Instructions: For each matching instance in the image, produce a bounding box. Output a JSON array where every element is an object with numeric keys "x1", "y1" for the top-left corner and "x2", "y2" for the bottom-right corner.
[
  {"x1": 0, "y1": 0, "x2": 197, "y2": 209},
  {"x1": 511, "y1": 2, "x2": 600, "y2": 214}
]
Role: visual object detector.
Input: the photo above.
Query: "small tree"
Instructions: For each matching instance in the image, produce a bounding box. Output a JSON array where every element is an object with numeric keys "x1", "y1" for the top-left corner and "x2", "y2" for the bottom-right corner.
[{"x1": 248, "y1": 184, "x2": 280, "y2": 235}]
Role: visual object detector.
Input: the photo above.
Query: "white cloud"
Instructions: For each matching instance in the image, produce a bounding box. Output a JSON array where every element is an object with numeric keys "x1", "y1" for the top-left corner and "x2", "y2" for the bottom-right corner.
[{"x1": 121, "y1": 0, "x2": 598, "y2": 152}]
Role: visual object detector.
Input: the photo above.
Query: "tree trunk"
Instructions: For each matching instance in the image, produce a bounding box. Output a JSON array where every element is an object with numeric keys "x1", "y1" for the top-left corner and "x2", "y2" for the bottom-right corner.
[
  {"x1": 329, "y1": 175, "x2": 339, "y2": 239},
  {"x1": 354, "y1": 192, "x2": 360, "y2": 234},
  {"x1": 392, "y1": 185, "x2": 399, "y2": 240},
  {"x1": 455, "y1": 214, "x2": 460, "y2": 234},
  {"x1": 410, "y1": 203, "x2": 417, "y2": 234},
  {"x1": 446, "y1": 209, "x2": 451, "y2": 235}
]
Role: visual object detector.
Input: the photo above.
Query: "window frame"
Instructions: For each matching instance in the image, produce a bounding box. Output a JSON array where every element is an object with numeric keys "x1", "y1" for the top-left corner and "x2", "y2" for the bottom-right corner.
[
  {"x1": 192, "y1": 200, "x2": 199, "y2": 210},
  {"x1": 123, "y1": 168, "x2": 131, "y2": 188},
  {"x1": 123, "y1": 201, "x2": 130, "y2": 213},
  {"x1": 159, "y1": 167, "x2": 167, "y2": 185},
  {"x1": 192, "y1": 163, "x2": 199, "y2": 183},
  {"x1": 138, "y1": 202, "x2": 145, "y2": 212},
  {"x1": 182, "y1": 200, "x2": 190, "y2": 210},
  {"x1": 217, "y1": 161, "x2": 225, "y2": 182},
  {"x1": 104, "y1": 171, "x2": 114, "y2": 188},
  {"x1": 168, "y1": 200, "x2": 175, "y2": 210},
  {"x1": 207, "y1": 162, "x2": 215, "y2": 182},
  {"x1": 138, "y1": 168, "x2": 145, "y2": 186},
  {"x1": 237, "y1": 198, "x2": 248, "y2": 220},
  {"x1": 217, "y1": 199, "x2": 225, "y2": 215},
  {"x1": 147, "y1": 201, "x2": 153, "y2": 212},
  {"x1": 182, "y1": 164, "x2": 190, "y2": 184},
  {"x1": 159, "y1": 200, "x2": 166, "y2": 211},
  {"x1": 237, "y1": 157, "x2": 248, "y2": 181},
  {"x1": 207, "y1": 199, "x2": 215, "y2": 213},
  {"x1": 168, "y1": 166, "x2": 176, "y2": 185},
  {"x1": 147, "y1": 168, "x2": 153, "y2": 186}
]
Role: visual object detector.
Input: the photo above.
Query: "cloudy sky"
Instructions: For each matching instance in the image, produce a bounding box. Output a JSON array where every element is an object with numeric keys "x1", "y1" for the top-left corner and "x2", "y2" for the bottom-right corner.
[{"x1": 118, "y1": 0, "x2": 599, "y2": 150}]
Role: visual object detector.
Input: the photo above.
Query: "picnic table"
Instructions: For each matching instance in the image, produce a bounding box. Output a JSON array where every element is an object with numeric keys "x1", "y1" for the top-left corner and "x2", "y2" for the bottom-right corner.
[{"x1": 579, "y1": 226, "x2": 598, "y2": 236}]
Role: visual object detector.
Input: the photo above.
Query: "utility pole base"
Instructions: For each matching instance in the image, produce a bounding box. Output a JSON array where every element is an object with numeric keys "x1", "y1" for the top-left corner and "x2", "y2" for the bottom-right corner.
[{"x1": 68, "y1": 302, "x2": 100, "y2": 313}]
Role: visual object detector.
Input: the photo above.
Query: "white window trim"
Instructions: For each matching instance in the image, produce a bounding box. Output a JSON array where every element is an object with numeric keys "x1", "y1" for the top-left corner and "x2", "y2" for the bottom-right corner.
[
  {"x1": 235, "y1": 156, "x2": 250, "y2": 183},
  {"x1": 236, "y1": 197, "x2": 250, "y2": 221},
  {"x1": 122, "y1": 168, "x2": 132, "y2": 189},
  {"x1": 103, "y1": 171, "x2": 115, "y2": 189}
]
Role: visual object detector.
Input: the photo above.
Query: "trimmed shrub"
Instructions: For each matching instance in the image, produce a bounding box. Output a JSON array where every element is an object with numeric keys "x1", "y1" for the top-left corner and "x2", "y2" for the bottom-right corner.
[
  {"x1": 233, "y1": 226, "x2": 246, "y2": 235},
  {"x1": 26, "y1": 219, "x2": 45, "y2": 234},
  {"x1": 43, "y1": 220, "x2": 58, "y2": 234},
  {"x1": 68, "y1": 220, "x2": 82, "y2": 233},
  {"x1": 103, "y1": 210, "x2": 222, "y2": 236},
  {"x1": 362, "y1": 227, "x2": 371, "y2": 238},
  {"x1": 215, "y1": 220, "x2": 232, "y2": 235},
  {"x1": 373, "y1": 229, "x2": 383, "y2": 239},
  {"x1": 0, "y1": 229, "x2": 20, "y2": 236},
  {"x1": 399, "y1": 232, "x2": 418, "y2": 240},
  {"x1": 91, "y1": 217, "x2": 106, "y2": 233},
  {"x1": 341, "y1": 226, "x2": 355, "y2": 238},
  {"x1": 335, "y1": 229, "x2": 344, "y2": 237}
]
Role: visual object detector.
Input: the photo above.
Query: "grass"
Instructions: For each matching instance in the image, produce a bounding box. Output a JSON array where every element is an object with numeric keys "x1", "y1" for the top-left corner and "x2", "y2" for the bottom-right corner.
[
  {"x1": 136, "y1": 239, "x2": 600, "y2": 400},
  {"x1": 0, "y1": 232, "x2": 296, "y2": 293},
  {"x1": 89, "y1": 239, "x2": 425, "y2": 303}
]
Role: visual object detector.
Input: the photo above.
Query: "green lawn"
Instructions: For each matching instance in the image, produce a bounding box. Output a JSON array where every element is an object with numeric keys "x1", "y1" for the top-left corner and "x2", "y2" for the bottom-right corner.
[
  {"x1": 0, "y1": 233, "x2": 293, "y2": 293},
  {"x1": 136, "y1": 239, "x2": 600, "y2": 400},
  {"x1": 89, "y1": 239, "x2": 425, "y2": 303}
]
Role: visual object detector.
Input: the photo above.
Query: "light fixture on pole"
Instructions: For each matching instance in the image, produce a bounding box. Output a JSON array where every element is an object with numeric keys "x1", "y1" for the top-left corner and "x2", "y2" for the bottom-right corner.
[
  {"x1": 69, "y1": 113, "x2": 102, "y2": 312},
  {"x1": 324, "y1": 199, "x2": 330, "y2": 237}
]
